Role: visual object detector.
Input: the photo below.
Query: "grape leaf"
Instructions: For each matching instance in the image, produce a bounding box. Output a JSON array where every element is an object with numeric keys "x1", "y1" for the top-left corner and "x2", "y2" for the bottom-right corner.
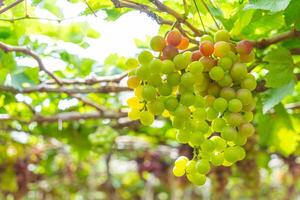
[
  {"x1": 244, "y1": 0, "x2": 291, "y2": 12},
  {"x1": 230, "y1": 10, "x2": 254, "y2": 36},
  {"x1": 284, "y1": 0, "x2": 300, "y2": 30},
  {"x1": 263, "y1": 48, "x2": 295, "y2": 88},
  {"x1": 262, "y1": 81, "x2": 295, "y2": 114}
]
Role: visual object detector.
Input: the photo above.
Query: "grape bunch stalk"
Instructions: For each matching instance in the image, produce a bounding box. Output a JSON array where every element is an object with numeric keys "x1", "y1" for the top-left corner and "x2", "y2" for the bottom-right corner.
[{"x1": 126, "y1": 29, "x2": 256, "y2": 186}]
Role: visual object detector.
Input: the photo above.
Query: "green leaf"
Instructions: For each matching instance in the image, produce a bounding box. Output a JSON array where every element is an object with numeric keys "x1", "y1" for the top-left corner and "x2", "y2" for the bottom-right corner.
[
  {"x1": 230, "y1": 10, "x2": 254, "y2": 37},
  {"x1": 262, "y1": 81, "x2": 295, "y2": 113},
  {"x1": 284, "y1": 0, "x2": 300, "y2": 30},
  {"x1": 263, "y1": 48, "x2": 295, "y2": 88},
  {"x1": 244, "y1": 0, "x2": 291, "y2": 12}
]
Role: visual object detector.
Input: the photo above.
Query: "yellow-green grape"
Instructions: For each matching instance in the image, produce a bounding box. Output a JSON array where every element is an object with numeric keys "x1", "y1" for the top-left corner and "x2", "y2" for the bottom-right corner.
[
  {"x1": 181, "y1": 72, "x2": 196, "y2": 87},
  {"x1": 209, "y1": 66, "x2": 225, "y2": 81},
  {"x1": 238, "y1": 123, "x2": 255, "y2": 137},
  {"x1": 236, "y1": 89, "x2": 253, "y2": 106},
  {"x1": 138, "y1": 50, "x2": 153, "y2": 65},
  {"x1": 206, "y1": 107, "x2": 219, "y2": 121},
  {"x1": 150, "y1": 35, "x2": 166, "y2": 52},
  {"x1": 225, "y1": 112, "x2": 243, "y2": 127},
  {"x1": 213, "y1": 97, "x2": 228, "y2": 113},
  {"x1": 188, "y1": 61, "x2": 204, "y2": 75},
  {"x1": 243, "y1": 111, "x2": 254, "y2": 122},
  {"x1": 172, "y1": 166, "x2": 185, "y2": 177},
  {"x1": 224, "y1": 146, "x2": 246, "y2": 163},
  {"x1": 136, "y1": 65, "x2": 150, "y2": 80},
  {"x1": 174, "y1": 105, "x2": 190, "y2": 119},
  {"x1": 139, "y1": 111, "x2": 154, "y2": 126},
  {"x1": 228, "y1": 99, "x2": 243, "y2": 113},
  {"x1": 204, "y1": 95, "x2": 216, "y2": 107},
  {"x1": 128, "y1": 109, "x2": 140, "y2": 120},
  {"x1": 211, "y1": 118, "x2": 226, "y2": 132},
  {"x1": 126, "y1": 58, "x2": 139, "y2": 69},
  {"x1": 241, "y1": 76, "x2": 257, "y2": 91},
  {"x1": 141, "y1": 85, "x2": 157, "y2": 101},
  {"x1": 186, "y1": 160, "x2": 197, "y2": 174},
  {"x1": 162, "y1": 60, "x2": 175, "y2": 74},
  {"x1": 176, "y1": 129, "x2": 191, "y2": 143},
  {"x1": 211, "y1": 152, "x2": 224, "y2": 166},
  {"x1": 187, "y1": 173, "x2": 206, "y2": 186},
  {"x1": 180, "y1": 92, "x2": 195, "y2": 106},
  {"x1": 193, "y1": 108, "x2": 207, "y2": 120},
  {"x1": 127, "y1": 97, "x2": 143, "y2": 110},
  {"x1": 201, "y1": 139, "x2": 216, "y2": 153},
  {"x1": 173, "y1": 54, "x2": 190, "y2": 70},
  {"x1": 148, "y1": 73, "x2": 162, "y2": 87},
  {"x1": 158, "y1": 84, "x2": 172, "y2": 96},
  {"x1": 147, "y1": 98, "x2": 165, "y2": 115},
  {"x1": 196, "y1": 159, "x2": 210, "y2": 174},
  {"x1": 218, "y1": 57, "x2": 233, "y2": 70},
  {"x1": 201, "y1": 34, "x2": 214, "y2": 42},
  {"x1": 167, "y1": 72, "x2": 181, "y2": 86},
  {"x1": 175, "y1": 156, "x2": 189, "y2": 167},
  {"x1": 234, "y1": 134, "x2": 247, "y2": 146},
  {"x1": 217, "y1": 74, "x2": 233, "y2": 87},
  {"x1": 164, "y1": 96, "x2": 179, "y2": 111},
  {"x1": 230, "y1": 63, "x2": 247, "y2": 82},
  {"x1": 194, "y1": 95, "x2": 205, "y2": 107},
  {"x1": 220, "y1": 87, "x2": 236, "y2": 100},
  {"x1": 214, "y1": 30, "x2": 230, "y2": 42},
  {"x1": 210, "y1": 136, "x2": 226, "y2": 151},
  {"x1": 127, "y1": 76, "x2": 140, "y2": 89},
  {"x1": 221, "y1": 126, "x2": 238, "y2": 141},
  {"x1": 189, "y1": 131, "x2": 205, "y2": 146},
  {"x1": 149, "y1": 59, "x2": 163, "y2": 73}
]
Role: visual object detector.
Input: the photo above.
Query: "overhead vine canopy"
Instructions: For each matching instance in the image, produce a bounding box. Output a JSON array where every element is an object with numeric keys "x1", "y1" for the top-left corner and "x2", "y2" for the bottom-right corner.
[{"x1": 0, "y1": 0, "x2": 300, "y2": 199}]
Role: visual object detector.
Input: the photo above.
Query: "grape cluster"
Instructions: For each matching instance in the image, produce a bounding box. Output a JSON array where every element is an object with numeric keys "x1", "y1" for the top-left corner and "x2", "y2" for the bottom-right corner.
[
  {"x1": 88, "y1": 127, "x2": 118, "y2": 153},
  {"x1": 126, "y1": 29, "x2": 256, "y2": 185}
]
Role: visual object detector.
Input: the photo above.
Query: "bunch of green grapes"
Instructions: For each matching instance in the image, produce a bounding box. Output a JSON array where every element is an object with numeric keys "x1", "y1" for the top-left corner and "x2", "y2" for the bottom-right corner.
[
  {"x1": 88, "y1": 126, "x2": 118, "y2": 154},
  {"x1": 126, "y1": 29, "x2": 256, "y2": 186}
]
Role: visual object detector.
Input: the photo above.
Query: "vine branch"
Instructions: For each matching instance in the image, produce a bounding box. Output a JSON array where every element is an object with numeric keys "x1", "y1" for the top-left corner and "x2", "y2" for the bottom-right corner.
[{"x1": 0, "y1": 0, "x2": 24, "y2": 15}]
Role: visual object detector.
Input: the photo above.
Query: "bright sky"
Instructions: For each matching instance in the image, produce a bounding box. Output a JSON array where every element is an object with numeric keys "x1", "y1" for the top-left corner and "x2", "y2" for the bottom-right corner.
[{"x1": 32, "y1": 1, "x2": 159, "y2": 69}]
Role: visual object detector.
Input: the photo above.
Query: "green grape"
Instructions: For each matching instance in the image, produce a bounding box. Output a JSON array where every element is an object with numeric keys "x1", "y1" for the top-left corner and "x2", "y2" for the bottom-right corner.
[
  {"x1": 150, "y1": 35, "x2": 166, "y2": 52},
  {"x1": 209, "y1": 66, "x2": 225, "y2": 81},
  {"x1": 243, "y1": 111, "x2": 253, "y2": 122},
  {"x1": 228, "y1": 99, "x2": 243, "y2": 113},
  {"x1": 174, "y1": 104, "x2": 190, "y2": 119},
  {"x1": 211, "y1": 118, "x2": 226, "y2": 132},
  {"x1": 172, "y1": 117, "x2": 184, "y2": 129},
  {"x1": 149, "y1": 59, "x2": 163, "y2": 73},
  {"x1": 164, "y1": 96, "x2": 178, "y2": 111},
  {"x1": 178, "y1": 83, "x2": 194, "y2": 94},
  {"x1": 167, "y1": 72, "x2": 181, "y2": 86},
  {"x1": 173, "y1": 54, "x2": 190, "y2": 70},
  {"x1": 227, "y1": 51, "x2": 238, "y2": 62},
  {"x1": 175, "y1": 156, "x2": 189, "y2": 168},
  {"x1": 128, "y1": 109, "x2": 140, "y2": 120},
  {"x1": 181, "y1": 92, "x2": 195, "y2": 106},
  {"x1": 207, "y1": 83, "x2": 221, "y2": 96},
  {"x1": 148, "y1": 73, "x2": 162, "y2": 87},
  {"x1": 214, "y1": 41, "x2": 231, "y2": 57},
  {"x1": 221, "y1": 126, "x2": 237, "y2": 141},
  {"x1": 181, "y1": 72, "x2": 196, "y2": 87},
  {"x1": 213, "y1": 97, "x2": 228, "y2": 113},
  {"x1": 176, "y1": 129, "x2": 190, "y2": 143},
  {"x1": 242, "y1": 99, "x2": 256, "y2": 111},
  {"x1": 126, "y1": 58, "x2": 139, "y2": 69},
  {"x1": 199, "y1": 151, "x2": 211, "y2": 160},
  {"x1": 197, "y1": 120, "x2": 209, "y2": 133},
  {"x1": 239, "y1": 123, "x2": 255, "y2": 137},
  {"x1": 210, "y1": 136, "x2": 226, "y2": 151},
  {"x1": 172, "y1": 166, "x2": 185, "y2": 177},
  {"x1": 220, "y1": 87, "x2": 236, "y2": 100},
  {"x1": 188, "y1": 61, "x2": 204, "y2": 75},
  {"x1": 189, "y1": 131, "x2": 205, "y2": 146},
  {"x1": 193, "y1": 108, "x2": 207, "y2": 120},
  {"x1": 158, "y1": 84, "x2": 172, "y2": 96},
  {"x1": 225, "y1": 146, "x2": 246, "y2": 163},
  {"x1": 162, "y1": 60, "x2": 175, "y2": 74},
  {"x1": 236, "y1": 89, "x2": 253, "y2": 105},
  {"x1": 206, "y1": 107, "x2": 219, "y2": 121},
  {"x1": 234, "y1": 134, "x2": 247, "y2": 146},
  {"x1": 183, "y1": 51, "x2": 192, "y2": 61},
  {"x1": 136, "y1": 65, "x2": 150, "y2": 80},
  {"x1": 211, "y1": 152, "x2": 224, "y2": 166},
  {"x1": 241, "y1": 77, "x2": 257, "y2": 91},
  {"x1": 230, "y1": 63, "x2": 247, "y2": 82},
  {"x1": 138, "y1": 50, "x2": 153, "y2": 65},
  {"x1": 201, "y1": 34, "x2": 214, "y2": 42},
  {"x1": 200, "y1": 56, "x2": 216, "y2": 72},
  {"x1": 139, "y1": 111, "x2": 154, "y2": 126},
  {"x1": 214, "y1": 30, "x2": 230, "y2": 42},
  {"x1": 218, "y1": 57, "x2": 233, "y2": 70},
  {"x1": 141, "y1": 85, "x2": 157, "y2": 101},
  {"x1": 201, "y1": 139, "x2": 216, "y2": 152},
  {"x1": 194, "y1": 95, "x2": 204, "y2": 107},
  {"x1": 196, "y1": 159, "x2": 210, "y2": 174},
  {"x1": 204, "y1": 95, "x2": 215, "y2": 107},
  {"x1": 217, "y1": 74, "x2": 233, "y2": 87},
  {"x1": 186, "y1": 160, "x2": 197, "y2": 174},
  {"x1": 147, "y1": 99, "x2": 164, "y2": 115},
  {"x1": 225, "y1": 112, "x2": 243, "y2": 127},
  {"x1": 187, "y1": 173, "x2": 206, "y2": 186}
]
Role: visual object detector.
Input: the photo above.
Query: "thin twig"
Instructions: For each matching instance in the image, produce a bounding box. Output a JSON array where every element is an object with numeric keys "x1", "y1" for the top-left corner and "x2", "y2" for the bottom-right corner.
[
  {"x1": 201, "y1": 0, "x2": 220, "y2": 29},
  {"x1": 84, "y1": 0, "x2": 97, "y2": 17},
  {"x1": 192, "y1": 0, "x2": 206, "y2": 33},
  {"x1": 0, "y1": 0, "x2": 24, "y2": 15}
]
